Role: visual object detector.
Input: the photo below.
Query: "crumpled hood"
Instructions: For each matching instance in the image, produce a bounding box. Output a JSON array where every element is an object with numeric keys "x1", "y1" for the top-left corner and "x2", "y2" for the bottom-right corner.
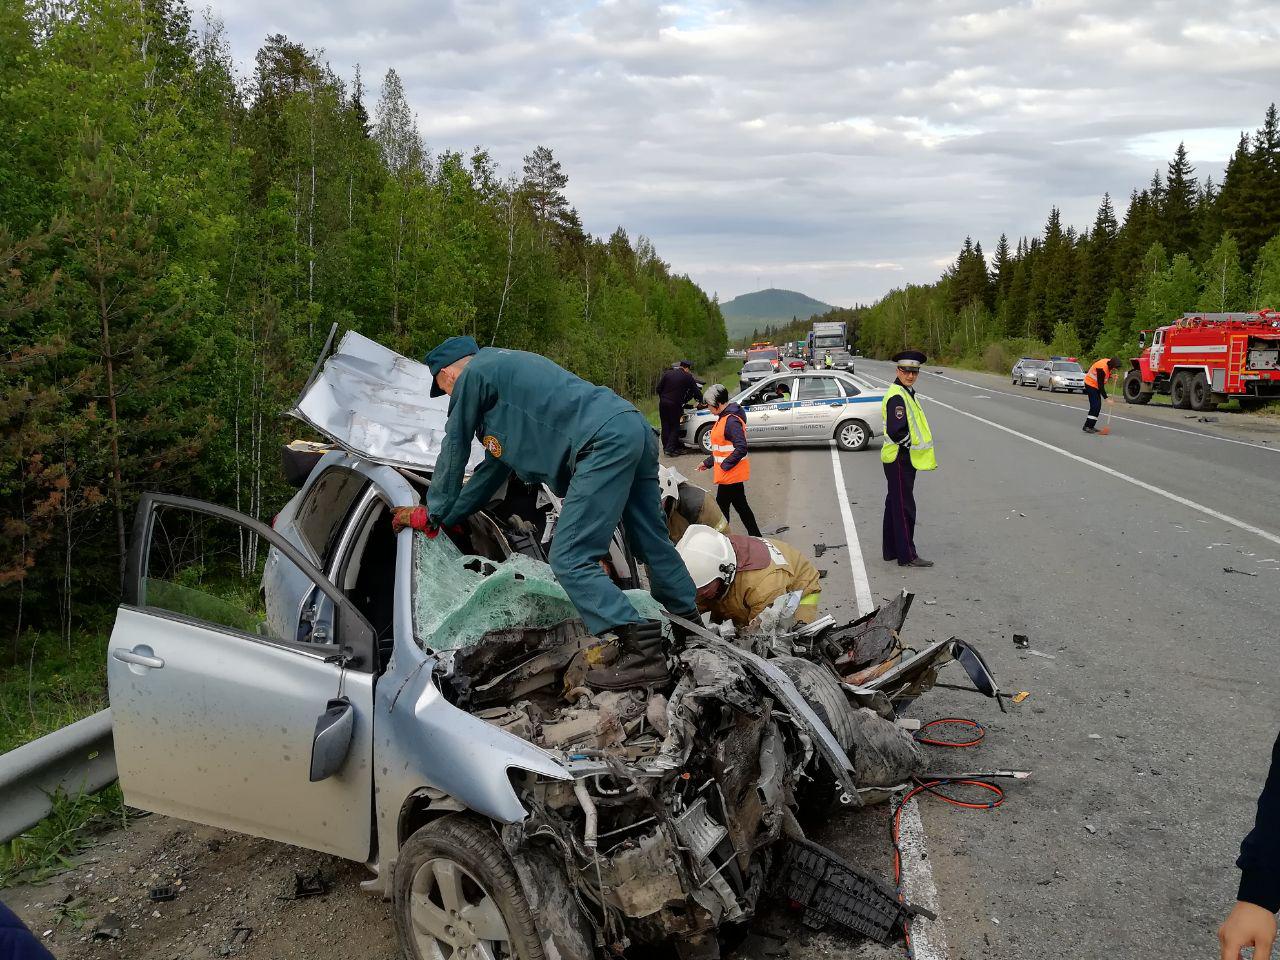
[{"x1": 290, "y1": 331, "x2": 486, "y2": 473}]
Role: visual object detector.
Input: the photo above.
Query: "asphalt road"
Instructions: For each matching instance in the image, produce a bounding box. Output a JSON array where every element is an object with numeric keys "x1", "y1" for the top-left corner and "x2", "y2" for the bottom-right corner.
[
  {"x1": 678, "y1": 357, "x2": 1279, "y2": 960},
  {"x1": 9, "y1": 367, "x2": 1279, "y2": 960}
]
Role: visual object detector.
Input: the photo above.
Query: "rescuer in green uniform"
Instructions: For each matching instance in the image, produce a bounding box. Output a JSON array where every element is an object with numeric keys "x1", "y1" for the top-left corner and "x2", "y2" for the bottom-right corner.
[{"x1": 406, "y1": 336, "x2": 698, "y2": 688}]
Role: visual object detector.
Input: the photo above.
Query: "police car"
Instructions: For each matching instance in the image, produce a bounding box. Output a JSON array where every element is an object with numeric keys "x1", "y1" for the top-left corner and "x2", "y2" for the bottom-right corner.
[{"x1": 679, "y1": 370, "x2": 886, "y2": 452}]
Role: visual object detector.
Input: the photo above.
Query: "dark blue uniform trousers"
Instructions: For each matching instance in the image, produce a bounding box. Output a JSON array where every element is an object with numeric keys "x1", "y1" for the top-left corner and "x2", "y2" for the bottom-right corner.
[
  {"x1": 882, "y1": 456, "x2": 918, "y2": 565},
  {"x1": 550, "y1": 411, "x2": 697, "y2": 634},
  {"x1": 1084, "y1": 386, "x2": 1102, "y2": 429}
]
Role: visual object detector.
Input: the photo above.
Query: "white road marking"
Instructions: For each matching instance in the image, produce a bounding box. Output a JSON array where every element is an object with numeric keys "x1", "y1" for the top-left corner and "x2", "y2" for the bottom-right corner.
[
  {"x1": 828, "y1": 443, "x2": 874, "y2": 616},
  {"x1": 827, "y1": 441, "x2": 948, "y2": 959},
  {"x1": 917, "y1": 367, "x2": 1280, "y2": 456},
  {"x1": 861, "y1": 369, "x2": 1280, "y2": 549},
  {"x1": 897, "y1": 800, "x2": 950, "y2": 960}
]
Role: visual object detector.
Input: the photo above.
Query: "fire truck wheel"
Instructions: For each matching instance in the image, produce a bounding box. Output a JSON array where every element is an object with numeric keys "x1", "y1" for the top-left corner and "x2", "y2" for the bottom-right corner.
[
  {"x1": 1123, "y1": 370, "x2": 1151, "y2": 405},
  {"x1": 1189, "y1": 373, "x2": 1217, "y2": 412},
  {"x1": 1169, "y1": 371, "x2": 1193, "y2": 409}
]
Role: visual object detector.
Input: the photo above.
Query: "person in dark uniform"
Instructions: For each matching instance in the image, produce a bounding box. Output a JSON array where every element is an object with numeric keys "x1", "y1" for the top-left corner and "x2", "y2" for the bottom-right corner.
[
  {"x1": 881, "y1": 351, "x2": 937, "y2": 568},
  {"x1": 0, "y1": 899, "x2": 55, "y2": 960},
  {"x1": 1219, "y1": 730, "x2": 1279, "y2": 959},
  {"x1": 410, "y1": 336, "x2": 700, "y2": 689},
  {"x1": 655, "y1": 360, "x2": 701, "y2": 455}
]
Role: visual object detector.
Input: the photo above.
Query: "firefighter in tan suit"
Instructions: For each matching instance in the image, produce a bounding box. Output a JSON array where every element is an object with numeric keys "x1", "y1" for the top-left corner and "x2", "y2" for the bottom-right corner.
[
  {"x1": 659, "y1": 466, "x2": 729, "y2": 543},
  {"x1": 675, "y1": 524, "x2": 822, "y2": 629}
]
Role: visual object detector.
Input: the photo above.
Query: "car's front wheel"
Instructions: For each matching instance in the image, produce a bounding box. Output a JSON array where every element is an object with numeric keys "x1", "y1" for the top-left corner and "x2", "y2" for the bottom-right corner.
[
  {"x1": 835, "y1": 420, "x2": 869, "y2": 451},
  {"x1": 394, "y1": 815, "x2": 544, "y2": 960},
  {"x1": 696, "y1": 424, "x2": 714, "y2": 454}
]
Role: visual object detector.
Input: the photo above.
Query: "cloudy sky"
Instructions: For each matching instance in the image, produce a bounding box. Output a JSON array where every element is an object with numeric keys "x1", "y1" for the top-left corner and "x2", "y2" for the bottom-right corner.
[{"x1": 209, "y1": 0, "x2": 1280, "y2": 306}]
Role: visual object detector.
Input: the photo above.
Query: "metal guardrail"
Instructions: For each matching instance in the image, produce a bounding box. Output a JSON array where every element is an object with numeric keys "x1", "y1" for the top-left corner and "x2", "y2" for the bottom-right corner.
[{"x1": 0, "y1": 709, "x2": 117, "y2": 844}]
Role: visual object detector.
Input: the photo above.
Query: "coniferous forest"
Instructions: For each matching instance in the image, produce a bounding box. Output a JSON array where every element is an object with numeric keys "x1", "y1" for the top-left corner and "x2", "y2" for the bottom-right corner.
[
  {"x1": 0, "y1": 0, "x2": 727, "y2": 651},
  {"x1": 860, "y1": 105, "x2": 1280, "y2": 372}
]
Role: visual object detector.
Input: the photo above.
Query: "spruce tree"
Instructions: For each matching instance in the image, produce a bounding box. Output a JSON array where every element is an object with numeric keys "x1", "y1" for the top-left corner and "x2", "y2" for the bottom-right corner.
[{"x1": 1162, "y1": 142, "x2": 1198, "y2": 255}]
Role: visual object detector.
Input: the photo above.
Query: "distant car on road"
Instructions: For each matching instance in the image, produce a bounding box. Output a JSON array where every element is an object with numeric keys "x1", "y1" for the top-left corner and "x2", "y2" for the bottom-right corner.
[
  {"x1": 739, "y1": 358, "x2": 777, "y2": 390},
  {"x1": 1011, "y1": 358, "x2": 1047, "y2": 386},
  {"x1": 786, "y1": 358, "x2": 807, "y2": 371},
  {"x1": 828, "y1": 351, "x2": 855, "y2": 372},
  {"x1": 1036, "y1": 360, "x2": 1086, "y2": 393},
  {"x1": 682, "y1": 369, "x2": 885, "y2": 452},
  {"x1": 746, "y1": 346, "x2": 781, "y2": 372}
]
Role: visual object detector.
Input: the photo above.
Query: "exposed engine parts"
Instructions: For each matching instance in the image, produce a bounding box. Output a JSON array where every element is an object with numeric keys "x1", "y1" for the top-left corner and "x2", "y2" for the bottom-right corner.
[{"x1": 426, "y1": 566, "x2": 995, "y2": 958}]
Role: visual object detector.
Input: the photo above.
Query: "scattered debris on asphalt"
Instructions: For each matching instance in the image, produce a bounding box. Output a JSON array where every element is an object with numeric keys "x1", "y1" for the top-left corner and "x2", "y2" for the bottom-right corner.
[
  {"x1": 1084, "y1": 824, "x2": 1098, "y2": 835},
  {"x1": 283, "y1": 870, "x2": 330, "y2": 899},
  {"x1": 812, "y1": 542, "x2": 845, "y2": 558},
  {"x1": 1012, "y1": 691, "x2": 1030, "y2": 704},
  {"x1": 91, "y1": 913, "x2": 124, "y2": 941},
  {"x1": 1012, "y1": 634, "x2": 1029, "y2": 649},
  {"x1": 1027, "y1": 649, "x2": 1056, "y2": 660},
  {"x1": 147, "y1": 884, "x2": 178, "y2": 902},
  {"x1": 773, "y1": 525, "x2": 790, "y2": 534},
  {"x1": 1223, "y1": 566, "x2": 1258, "y2": 576}
]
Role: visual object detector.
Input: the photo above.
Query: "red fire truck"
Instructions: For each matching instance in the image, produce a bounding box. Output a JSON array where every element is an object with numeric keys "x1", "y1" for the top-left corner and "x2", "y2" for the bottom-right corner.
[{"x1": 1122, "y1": 311, "x2": 1280, "y2": 411}]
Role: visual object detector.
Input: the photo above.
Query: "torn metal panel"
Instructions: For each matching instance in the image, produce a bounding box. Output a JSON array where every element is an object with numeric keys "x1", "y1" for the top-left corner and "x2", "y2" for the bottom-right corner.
[{"x1": 290, "y1": 330, "x2": 486, "y2": 473}]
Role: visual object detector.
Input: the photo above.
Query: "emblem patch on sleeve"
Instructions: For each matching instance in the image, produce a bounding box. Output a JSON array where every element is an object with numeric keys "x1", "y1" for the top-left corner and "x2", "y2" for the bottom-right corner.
[{"x1": 483, "y1": 435, "x2": 503, "y2": 457}]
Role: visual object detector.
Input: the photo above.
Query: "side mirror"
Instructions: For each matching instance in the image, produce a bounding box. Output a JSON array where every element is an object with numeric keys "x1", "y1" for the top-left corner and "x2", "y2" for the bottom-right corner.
[
  {"x1": 1138, "y1": 331, "x2": 1146, "y2": 347},
  {"x1": 950, "y1": 639, "x2": 1003, "y2": 709},
  {"x1": 309, "y1": 697, "x2": 355, "y2": 782}
]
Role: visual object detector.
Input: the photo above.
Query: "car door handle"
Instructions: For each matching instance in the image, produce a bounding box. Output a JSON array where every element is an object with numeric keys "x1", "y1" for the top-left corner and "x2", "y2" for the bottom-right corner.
[{"x1": 113, "y1": 647, "x2": 165, "y2": 669}]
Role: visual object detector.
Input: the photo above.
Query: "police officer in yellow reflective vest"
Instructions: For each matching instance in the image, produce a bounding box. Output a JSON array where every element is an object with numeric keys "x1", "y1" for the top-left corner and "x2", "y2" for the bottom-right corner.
[{"x1": 881, "y1": 351, "x2": 937, "y2": 567}]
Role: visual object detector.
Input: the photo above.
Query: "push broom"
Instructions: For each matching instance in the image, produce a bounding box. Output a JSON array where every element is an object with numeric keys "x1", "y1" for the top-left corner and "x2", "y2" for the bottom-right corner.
[{"x1": 1099, "y1": 372, "x2": 1115, "y2": 435}]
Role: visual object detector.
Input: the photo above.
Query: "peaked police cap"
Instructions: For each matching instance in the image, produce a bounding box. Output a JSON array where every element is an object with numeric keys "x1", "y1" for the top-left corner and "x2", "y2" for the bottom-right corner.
[{"x1": 892, "y1": 350, "x2": 927, "y2": 369}]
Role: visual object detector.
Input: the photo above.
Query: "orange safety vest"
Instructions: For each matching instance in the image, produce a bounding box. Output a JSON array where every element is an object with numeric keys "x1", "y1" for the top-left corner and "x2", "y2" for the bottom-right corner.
[
  {"x1": 1084, "y1": 359, "x2": 1111, "y2": 389},
  {"x1": 710, "y1": 413, "x2": 750, "y2": 484}
]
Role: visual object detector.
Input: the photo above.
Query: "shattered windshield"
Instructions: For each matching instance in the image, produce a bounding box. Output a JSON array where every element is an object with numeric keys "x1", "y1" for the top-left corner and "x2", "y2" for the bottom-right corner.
[
  {"x1": 412, "y1": 530, "x2": 669, "y2": 651},
  {"x1": 411, "y1": 531, "x2": 583, "y2": 651}
]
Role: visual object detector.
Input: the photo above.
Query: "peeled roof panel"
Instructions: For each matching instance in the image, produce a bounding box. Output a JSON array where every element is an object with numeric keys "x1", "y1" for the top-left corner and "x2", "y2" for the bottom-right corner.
[{"x1": 290, "y1": 331, "x2": 485, "y2": 473}]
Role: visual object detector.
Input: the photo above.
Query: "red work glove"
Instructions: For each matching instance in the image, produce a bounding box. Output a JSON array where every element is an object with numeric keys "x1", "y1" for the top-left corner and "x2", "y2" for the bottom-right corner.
[{"x1": 391, "y1": 506, "x2": 439, "y2": 537}]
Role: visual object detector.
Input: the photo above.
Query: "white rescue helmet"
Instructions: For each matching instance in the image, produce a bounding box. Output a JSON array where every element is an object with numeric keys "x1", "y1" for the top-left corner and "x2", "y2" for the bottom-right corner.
[
  {"x1": 658, "y1": 465, "x2": 683, "y2": 504},
  {"x1": 676, "y1": 524, "x2": 737, "y2": 589}
]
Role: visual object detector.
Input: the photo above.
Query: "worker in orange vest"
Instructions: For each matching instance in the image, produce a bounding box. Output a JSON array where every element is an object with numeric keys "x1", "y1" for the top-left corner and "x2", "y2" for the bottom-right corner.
[
  {"x1": 1083, "y1": 357, "x2": 1120, "y2": 433},
  {"x1": 697, "y1": 384, "x2": 762, "y2": 536}
]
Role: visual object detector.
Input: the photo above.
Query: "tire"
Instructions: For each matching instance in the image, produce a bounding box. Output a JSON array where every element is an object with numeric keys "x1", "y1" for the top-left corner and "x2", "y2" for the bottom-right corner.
[
  {"x1": 696, "y1": 424, "x2": 713, "y2": 454},
  {"x1": 1189, "y1": 372, "x2": 1217, "y2": 412},
  {"x1": 773, "y1": 656, "x2": 858, "y2": 754},
  {"x1": 393, "y1": 815, "x2": 544, "y2": 960},
  {"x1": 1036, "y1": 380, "x2": 1044, "y2": 391},
  {"x1": 1170, "y1": 371, "x2": 1192, "y2": 409},
  {"x1": 1123, "y1": 369, "x2": 1151, "y2": 405},
  {"x1": 835, "y1": 419, "x2": 869, "y2": 451}
]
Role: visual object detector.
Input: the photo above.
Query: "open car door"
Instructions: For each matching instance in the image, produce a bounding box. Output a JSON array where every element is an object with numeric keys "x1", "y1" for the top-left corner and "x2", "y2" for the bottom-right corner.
[{"x1": 107, "y1": 494, "x2": 378, "y2": 862}]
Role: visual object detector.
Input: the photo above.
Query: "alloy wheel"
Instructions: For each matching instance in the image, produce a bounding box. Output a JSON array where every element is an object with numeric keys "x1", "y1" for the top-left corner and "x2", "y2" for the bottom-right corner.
[
  {"x1": 410, "y1": 857, "x2": 513, "y2": 960},
  {"x1": 840, "y1": 422, "x2": 866, "y2": 449}
]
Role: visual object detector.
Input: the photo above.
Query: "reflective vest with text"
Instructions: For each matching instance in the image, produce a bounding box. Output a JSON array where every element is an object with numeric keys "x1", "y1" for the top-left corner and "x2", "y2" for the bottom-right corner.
[
  {"x1": 880, "y1": 384, "x2": 937, "y2": 470},
  {"x1": 710, "y1": 414, "x2": 750, "y2": 484}
]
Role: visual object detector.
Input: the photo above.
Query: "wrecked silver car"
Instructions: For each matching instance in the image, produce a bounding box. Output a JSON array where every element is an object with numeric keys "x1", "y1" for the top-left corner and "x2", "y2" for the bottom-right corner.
[{"x1": 106, "y1": 332, "x2": 993, "y2": 960}]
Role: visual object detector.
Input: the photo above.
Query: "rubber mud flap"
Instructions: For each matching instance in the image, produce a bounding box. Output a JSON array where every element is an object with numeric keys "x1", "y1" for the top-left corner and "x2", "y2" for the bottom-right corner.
[{"x1": 769, "y1": 837, "x2": 930, "y2": 943}]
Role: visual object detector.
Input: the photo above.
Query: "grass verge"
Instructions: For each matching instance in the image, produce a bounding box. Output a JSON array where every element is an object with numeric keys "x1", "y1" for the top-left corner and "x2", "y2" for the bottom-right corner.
[
  {"x1": 1, "y1": 630, "x2": 110, "y2": 755},
  {"x1": 0, "y1": 784, "x2": 128, "y2": 889}
]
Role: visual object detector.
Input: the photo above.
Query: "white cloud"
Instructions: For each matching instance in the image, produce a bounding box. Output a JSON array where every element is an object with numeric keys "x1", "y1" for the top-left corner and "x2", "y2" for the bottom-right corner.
[{"x1": 208, "y1": 0, "x2": 1280, "y2": 305}]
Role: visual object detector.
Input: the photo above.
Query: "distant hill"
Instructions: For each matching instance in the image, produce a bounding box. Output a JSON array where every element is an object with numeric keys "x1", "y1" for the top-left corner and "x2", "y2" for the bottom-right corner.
[{"x1": 720, "y1": 288, "x2": 836, "y2": 339}]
